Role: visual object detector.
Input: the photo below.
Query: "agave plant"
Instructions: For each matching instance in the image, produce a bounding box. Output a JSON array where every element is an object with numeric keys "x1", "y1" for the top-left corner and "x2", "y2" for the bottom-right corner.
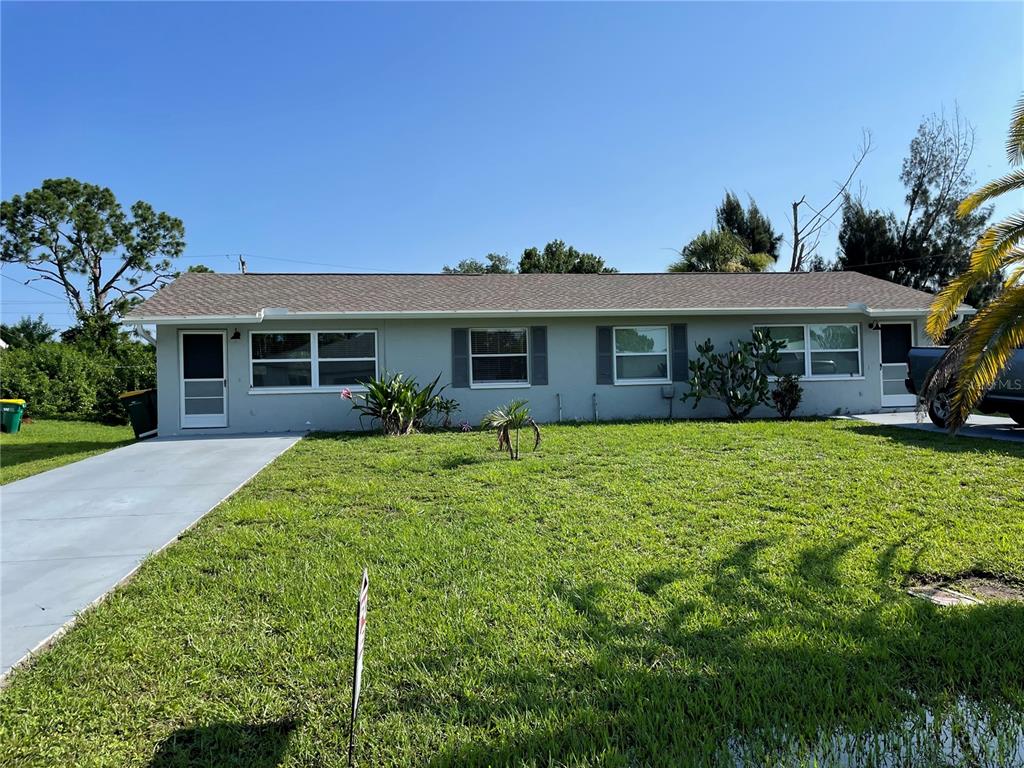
[
  {"x1": 922, "y1": 95, "x2": 1024, "y2": 431},
  {"x1": 343, "y1": 372, "x2": 445, "y2": 435},
  {"x1": 481, "y1": 400, "x2": 541, "y2": 460}
]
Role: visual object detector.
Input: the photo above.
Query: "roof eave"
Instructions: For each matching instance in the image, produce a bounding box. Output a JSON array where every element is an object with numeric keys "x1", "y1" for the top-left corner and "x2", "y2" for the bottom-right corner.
[{"x1": 123, "y1": 305, "x2": 935, "y2": 325}]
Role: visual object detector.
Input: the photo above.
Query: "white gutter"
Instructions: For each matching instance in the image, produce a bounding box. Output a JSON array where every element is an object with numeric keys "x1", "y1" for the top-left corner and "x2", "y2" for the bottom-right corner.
[{"x1": 126, "y1": 304, "x2": 944, "y2": 324}]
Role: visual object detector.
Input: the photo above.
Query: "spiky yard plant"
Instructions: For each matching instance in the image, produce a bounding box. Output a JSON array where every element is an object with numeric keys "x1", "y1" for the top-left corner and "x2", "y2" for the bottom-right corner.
[
  {"x1": 481, "y1": 399, "x2": 541, "y2": 460},
  {"x1": 343, "y1": 372, "x2": 445, "y2": 435},
  {"x1": 923, "y1": 94, "x2": 1024, "y2": 431}
]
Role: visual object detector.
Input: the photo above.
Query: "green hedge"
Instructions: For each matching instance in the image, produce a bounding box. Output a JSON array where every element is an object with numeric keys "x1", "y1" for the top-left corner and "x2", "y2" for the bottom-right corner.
[{"x1": 0, "y1": 341, "x2": 155, "y2": 424}]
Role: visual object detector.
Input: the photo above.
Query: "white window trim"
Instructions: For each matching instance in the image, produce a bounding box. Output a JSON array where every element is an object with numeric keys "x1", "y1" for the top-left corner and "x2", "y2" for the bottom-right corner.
[
  {"x1": 469, "y1": 327, "x2": 530, "y2": 389},
  {"x1": 753, "y1": 323, "x2": 864, "y2": 381},
  {"x1": 612, "y1": 325, "x2": 671, "y2": 385},
  {"x1": 248, "y1": 329, "x2": 379, "y2": 393}
]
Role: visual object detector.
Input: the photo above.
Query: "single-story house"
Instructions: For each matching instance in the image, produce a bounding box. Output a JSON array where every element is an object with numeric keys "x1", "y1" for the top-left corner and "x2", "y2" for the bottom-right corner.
[{"x1": 124, "y1": 271, "x2": 961, "y2": 436}]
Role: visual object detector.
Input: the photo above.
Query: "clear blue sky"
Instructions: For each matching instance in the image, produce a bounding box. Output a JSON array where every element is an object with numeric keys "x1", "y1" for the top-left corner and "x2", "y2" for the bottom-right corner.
[{"x1": 2, "y1": 1, "x2": 1021, "y2": 328}]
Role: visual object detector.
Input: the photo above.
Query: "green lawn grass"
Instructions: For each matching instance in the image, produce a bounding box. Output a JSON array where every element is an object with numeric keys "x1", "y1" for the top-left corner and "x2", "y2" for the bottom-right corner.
[
  {"x1": 1, "y1": 420, "x2": 1022, "y2": 766},
  {"x1": 0, "y1": 419, "x2": 134, "y2": 484}
]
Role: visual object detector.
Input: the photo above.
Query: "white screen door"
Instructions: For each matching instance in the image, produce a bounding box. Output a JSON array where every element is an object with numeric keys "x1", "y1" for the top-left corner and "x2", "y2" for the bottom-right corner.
[
  {"x1": 180, "y1": 331, "x2": 227, "y2": 428},
  {"x1": 880, "y1": 323, "x2": 916, "y2": 408}
]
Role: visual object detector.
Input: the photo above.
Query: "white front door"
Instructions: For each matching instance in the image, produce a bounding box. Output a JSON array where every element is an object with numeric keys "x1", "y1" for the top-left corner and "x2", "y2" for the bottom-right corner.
[
  {"x1": 880, "y1": 323, "x2": 916, "y2": 408},
  {"x1": 180, "y1": 331, "x2": 227, "y2": 428}
]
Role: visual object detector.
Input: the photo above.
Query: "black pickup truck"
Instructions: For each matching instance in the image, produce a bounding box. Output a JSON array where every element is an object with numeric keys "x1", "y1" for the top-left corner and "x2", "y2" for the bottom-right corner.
[{"x1": 906, "y1": 347, "x2": 1024, "y2": 428}]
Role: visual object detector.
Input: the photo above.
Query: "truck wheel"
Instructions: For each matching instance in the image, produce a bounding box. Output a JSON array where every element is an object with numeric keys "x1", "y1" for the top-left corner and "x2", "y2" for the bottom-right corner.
[{"x1": 927, "y1": 393, "x2": 951, "y2": 429}]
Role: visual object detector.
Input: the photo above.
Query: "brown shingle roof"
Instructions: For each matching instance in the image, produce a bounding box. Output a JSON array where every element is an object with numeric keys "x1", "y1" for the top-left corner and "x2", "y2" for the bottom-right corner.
[{"x1": 125, "y1": 271, "x2": 941, "y2": 321}]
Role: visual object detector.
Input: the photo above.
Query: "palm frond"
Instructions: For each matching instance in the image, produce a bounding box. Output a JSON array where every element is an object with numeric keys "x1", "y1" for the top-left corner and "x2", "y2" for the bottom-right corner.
[
  {"x1": 1007, "y1": 93, "x2": 1024, "y2": 166},
  {"x1": 947, "y1": 286, "x2": 1024, "y2": 429},
  {"x1": 927, "y1": 279, "x2": 975, "y2": 342},
  {"x1": 1006, "y1": 263, "x2": 1024, "y2": 288},
  {"x1": 918, "y1": 330, "x2": 971, "y2": 411},
  {"x1": 957, "y1": 168, "x2": 1024, "y2": 216},
  {"x1": 972, "y1": 211, "x2": 1024, "y2": 266},
  {"x1": 925, "y1": 228, "x2": 1024, "y2": 341}
]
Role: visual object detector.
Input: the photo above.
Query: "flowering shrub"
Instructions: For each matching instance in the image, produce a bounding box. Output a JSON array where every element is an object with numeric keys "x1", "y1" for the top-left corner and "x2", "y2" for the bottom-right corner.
[{"x1": 342, "y1": 373, "x2": 454, "y2": 435}]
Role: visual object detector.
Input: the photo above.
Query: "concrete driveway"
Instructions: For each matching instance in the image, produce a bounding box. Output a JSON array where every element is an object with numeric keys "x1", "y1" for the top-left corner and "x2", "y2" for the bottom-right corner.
[
  {"x1": 1, "y1": 433, "x2": 299, "y2": 676},
  {"x1": 848, "y1": 412, "x2": 1024, "y2": 443}
]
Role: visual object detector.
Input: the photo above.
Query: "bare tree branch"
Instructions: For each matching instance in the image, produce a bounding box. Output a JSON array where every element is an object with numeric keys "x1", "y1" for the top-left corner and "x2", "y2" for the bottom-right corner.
[{"x1": 788, "y1": 130, "x2": 873, "y2": 271}]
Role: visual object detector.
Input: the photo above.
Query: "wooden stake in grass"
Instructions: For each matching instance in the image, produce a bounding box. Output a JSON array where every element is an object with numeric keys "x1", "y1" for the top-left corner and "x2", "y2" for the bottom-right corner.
[{"x1": 348, "y1": 569, "x2": 369, "y2": 767}]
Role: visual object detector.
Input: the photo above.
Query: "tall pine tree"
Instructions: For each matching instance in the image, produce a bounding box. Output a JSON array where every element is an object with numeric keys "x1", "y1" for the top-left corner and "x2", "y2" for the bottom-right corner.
[{"x1": 715, "y1": 192, "x2": 783, "y2": 262}]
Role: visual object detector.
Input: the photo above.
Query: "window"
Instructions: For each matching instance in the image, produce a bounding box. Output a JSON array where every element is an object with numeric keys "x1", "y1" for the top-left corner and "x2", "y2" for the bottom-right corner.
[
  {"x1": 757, "y1": 325, "x2": 805, "y2": 377},
  {"x1": 317, "y1": 332, "x2": 377, "y2": 386},
  {"x1": 251, "y1": 332, "x2": 312, "y2": 387},
  {"x1": 470, "y1": 328, "x2": 528, "y2": 386},
  {"x1": 755, "y1": 323, "x2": 862, "y2": 378},
  {"x1": 808, "y1": 324, "x2": 861, "y2": 376},
  {"x1": 250, "y1": 330, "x2": 378, "y2": 389},
  {"x1": 614, "y1": 326, "x2": 670, "y2": 383}
]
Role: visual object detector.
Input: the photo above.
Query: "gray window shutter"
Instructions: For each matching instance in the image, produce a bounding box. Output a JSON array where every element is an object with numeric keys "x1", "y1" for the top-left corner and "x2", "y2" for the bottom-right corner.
[
  {"x1": 530, "y1": 326, "x2": 548, "y2": 386},
  {"x1": 596, "y1": 326, "x2": 613, "y2": 384},
  {"x1": 671, "y1": 323, "x2": 689, "y2": 382},
  {"x1": 451, "y1": 328, "x2": 469, "y2": 388}
]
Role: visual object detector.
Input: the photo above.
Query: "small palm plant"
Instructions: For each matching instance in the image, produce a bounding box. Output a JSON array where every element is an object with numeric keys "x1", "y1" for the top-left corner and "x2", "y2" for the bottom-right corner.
[{"x1": 481, "y1": 400, "x2": 541, "y2": 460}]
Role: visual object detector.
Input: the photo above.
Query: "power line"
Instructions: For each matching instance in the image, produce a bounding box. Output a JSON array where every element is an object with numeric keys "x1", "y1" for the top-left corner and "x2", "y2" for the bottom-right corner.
[
  {"x1": 176, "y1": 253, "x2": 391, "y2": 273},
  {"x1": 0, "y1": 272, "x2": 70, "y2": 301},
  {"x1": 52, "y1": 252, "x2": 387, "y2": 273},
  {"x1": 1, "y1": 300, "x2": 70, "y2": 305},
  {"x1": 2, "y1": 310, "x2": 77, "y2": 316}
]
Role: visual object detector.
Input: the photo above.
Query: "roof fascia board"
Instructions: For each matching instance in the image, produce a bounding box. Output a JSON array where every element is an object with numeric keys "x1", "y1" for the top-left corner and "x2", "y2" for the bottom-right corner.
[{"x1": 125, "y1": 306, "x2": 936, "y2": 325}]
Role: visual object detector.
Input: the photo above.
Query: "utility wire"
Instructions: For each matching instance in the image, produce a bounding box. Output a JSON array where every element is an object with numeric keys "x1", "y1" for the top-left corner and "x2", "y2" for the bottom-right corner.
[
  {"x1": 0, "y1": 271, "x2": 70, "y2": 301},
  {"x1": 176, "y1": 253, "x2": 397, "y2": 273}
]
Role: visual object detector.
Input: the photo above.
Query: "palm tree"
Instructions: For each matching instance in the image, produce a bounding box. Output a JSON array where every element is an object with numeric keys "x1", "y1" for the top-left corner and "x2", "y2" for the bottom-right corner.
[
  {"x1": 668, "y1": 230, "x2": 773, "y2": 273},
  {"x1": 923, "y1": 95, "x2": 1024, "y2": 430},
  {"x1": 481, "y1": 400, "x2": 541, "y2": 460}
]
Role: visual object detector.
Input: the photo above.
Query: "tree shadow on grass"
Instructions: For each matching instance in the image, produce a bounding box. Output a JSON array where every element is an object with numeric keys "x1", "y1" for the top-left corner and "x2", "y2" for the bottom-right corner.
[
  {"x1": 0, "y1": 440, "x2": 134, "y2": 469},
  {"x1": 411, "y1": 536, "x2": 1024, "y2": 766},
  {"x1": 439, "y1": 454, "x2": 485, "y2": 470},
  {"x1": 147, "y1": 717, "x2": 298, "y2": 768},
  {"x1": 303, "y1": 429, "x2": 386, "y2": 443},
  {"x1": 848, "y1": 423, "x2": 1024, "y2": 457}
]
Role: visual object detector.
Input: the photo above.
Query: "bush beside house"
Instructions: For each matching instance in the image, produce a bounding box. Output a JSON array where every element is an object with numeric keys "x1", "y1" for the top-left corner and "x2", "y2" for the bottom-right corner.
[{"x1": 0, "y1": 337, "x2": 155, "y2": 425}]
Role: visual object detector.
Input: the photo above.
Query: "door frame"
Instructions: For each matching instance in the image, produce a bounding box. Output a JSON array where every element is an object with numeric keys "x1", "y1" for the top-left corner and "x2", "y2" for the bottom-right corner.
[
  {"x1": 878, "y1": 322, "x2": 917, "y2": 408},
  {"x1": 179, "y1": 330, "x2": 228, "y2": 428}
]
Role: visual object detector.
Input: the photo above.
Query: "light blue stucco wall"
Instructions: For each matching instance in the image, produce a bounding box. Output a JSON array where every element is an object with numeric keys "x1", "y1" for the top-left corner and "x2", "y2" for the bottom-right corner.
[{"x1": 154, "y1": 313, "x2": 929, "y2": 436}]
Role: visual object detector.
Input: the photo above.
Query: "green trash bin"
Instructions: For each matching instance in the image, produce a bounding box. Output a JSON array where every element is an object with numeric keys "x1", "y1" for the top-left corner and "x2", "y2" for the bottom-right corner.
[
  {"x1": 0, "y1": 399, "x2": 26, "y2": 434},
  {"x1": 119, "y1": 389, "x2": 158, "y2": 439}
]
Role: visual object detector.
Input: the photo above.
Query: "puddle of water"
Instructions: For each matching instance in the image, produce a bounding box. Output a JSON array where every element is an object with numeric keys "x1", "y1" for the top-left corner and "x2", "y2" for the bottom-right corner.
[{"x1": 726, "y1": 698, "x2": 1024, "y2": 767}]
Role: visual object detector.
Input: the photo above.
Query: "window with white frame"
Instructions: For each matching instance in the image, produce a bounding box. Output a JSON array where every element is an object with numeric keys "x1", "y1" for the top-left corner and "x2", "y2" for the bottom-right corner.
[
  {"x1": 251, "y1": 332, "x2": 312, "y2": 387},
  {"x1": 250, "y1": 331, "x2": 378, "y2": 389},
  {"x1": 317, "y1": 332, "x2": 377, "y2": 386},
  {"x1": 470, "y1": 328, "x2": 528, "y2": 386},
  {"x1": 754, "y1": 324, "x2": 862, "y2": 378},
  {"x1": 614, "y1": 326, "x2": 670, "y2": 383}
]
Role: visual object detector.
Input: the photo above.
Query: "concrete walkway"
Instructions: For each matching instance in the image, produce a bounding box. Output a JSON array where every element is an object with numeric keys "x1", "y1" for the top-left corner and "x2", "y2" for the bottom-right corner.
[
  {"x1": 847, "y1": 412, "x2": 1023, "y2": 443},
  {"x1": 1, "y1": 433, "x2": 300, "y2": 676}
]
